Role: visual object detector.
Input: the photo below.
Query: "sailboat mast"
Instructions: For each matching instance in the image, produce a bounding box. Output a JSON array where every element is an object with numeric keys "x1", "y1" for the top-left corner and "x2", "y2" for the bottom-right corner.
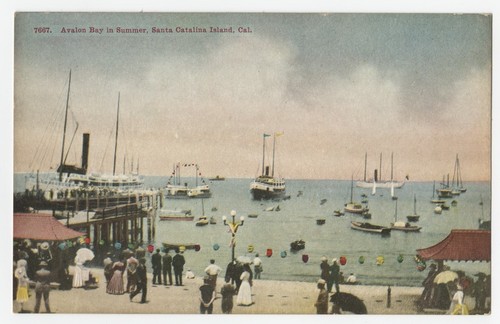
[
  {"x1": 262, "y1": 134, "x2": 266, "y2": 176},
  {"x1": 379, "y1": 153, "x2": 382, "y2": 182},
  {"x1": 394, "y1": 199, "x2": 398, "y2": 222},
  {"x1": 390, "y1": 152, "x2": 394, "y2": 181},
  {"x1": 112, "y1": 92, "x2": 120, "y2": 176},
  {"x1": 364, "y1": 152, "x2": 367, "y2": 182},
  {"x1": 59, "y1": 70, "x2": 72, "y2": 182},
  {"x1": 271, "y1": 134, "x2": 276, "y2": 177},
  {"x1": 350, "y1": 175, "x2": 354, "y2": 203},
  {"x1": 195, "y1": 164, "x2": 198, "y2": 186},
  {"x1": 413, "y1": 194, "x2": 417, "y2": 214}
]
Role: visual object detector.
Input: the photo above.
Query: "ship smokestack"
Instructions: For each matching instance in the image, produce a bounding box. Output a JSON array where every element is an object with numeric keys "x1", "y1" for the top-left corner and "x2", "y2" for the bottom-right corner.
[
  {"x1": 265, "y1": 166, "x2": 270, "y2": 176},
  {"x1": 374, "y1": 169, "x2": 378, "y2": 182},
  {"x1": 82, "y1": 133, "x2": 90, "y2": 173}
]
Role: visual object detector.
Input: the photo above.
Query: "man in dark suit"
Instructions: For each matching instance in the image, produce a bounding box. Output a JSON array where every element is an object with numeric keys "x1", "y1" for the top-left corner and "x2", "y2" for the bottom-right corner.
[
  {"x1": 162, "y1": 250, "x2": 173, "y2": 285},
  {"x1": 130, "y1": 258, "x2": 147, "y2": 303},
  {"x1": 151, "y1": 249, "x2": 162, "y2": 285},
  {"x1": 172, "y1": 249, "x2": 185, "y2": 286},
  {"x1": 34, "y1": 261, "x2": 52, "y2": 313}
]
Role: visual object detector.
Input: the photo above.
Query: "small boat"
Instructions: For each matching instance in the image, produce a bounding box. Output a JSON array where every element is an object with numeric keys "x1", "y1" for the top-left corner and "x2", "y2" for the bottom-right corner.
[
  {"x1": 248, "y1": 214, "x2": 259, "y2": 218},
  {"x1": 361, "y1": 199, "x2": 368, "y2": 204},
  {"x1": 333, "y1": 210, "x2": 344, "y2": 217},
  {"x1": 316, "y1": 218, "x2": 326, "y2": 225},
  {"x1": 350, "y1": 221, "x2": 391, "y2": 235},
  {"x1": 211, "y1": 207, "x2": 218, "y2": 212},
  {"x1": 290, "y1": 239, "x2": 305, "y2": 251},
  {"x1": 430, "y1": 181, "x2": 446, "y2": 204},
  {"x1": 159, "y1": 209, "x2": 194, "y2": 221},
  {"x1": 320, "y1": 199, "x2": 327, "y2": 205},
  {"x1": 434, "y1": 205, "x2": 443, "y2": 214},
  {"x1": 209, "y1": 216, "x2": 217, "y2": 224},
  {"x1": 209, "y1": 175, "x2": 225, "y2": 181},
  {"x1": 362, "y1": 211, "x2": 372, "y2": 219},
  {"x1": 344, "y1": 177, "x2": 368, "y2": 214},
  {"x1": 440, "y1": 203, "x2": 450, "y2": 210},
  {"x1": 162, "y1": 242, "x2": 199, "y2": 251},
  {"x1": 406, "y1": 194, "x2": 420, "y2": 222},
  {"x1": 195, "y1": 216, "x2": 209, "y2": 226},
  {"x1": 391, "y1": 200, "x2": 421, "y2": 232},
  {"x1": 297, "y1": 190, "x2": 303, "y2": 197},
  {"x1": 451, "y1": 200, "x2": 458, "y2": 207}
]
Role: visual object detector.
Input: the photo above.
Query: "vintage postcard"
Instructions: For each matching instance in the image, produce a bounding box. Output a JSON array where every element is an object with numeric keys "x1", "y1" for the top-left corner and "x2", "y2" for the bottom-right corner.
[{"x1": 9, "y1": 5, "x2": 494, "y2": 319}]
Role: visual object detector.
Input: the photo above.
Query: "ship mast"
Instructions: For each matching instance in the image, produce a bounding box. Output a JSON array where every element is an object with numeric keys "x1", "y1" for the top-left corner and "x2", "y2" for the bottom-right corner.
[
  {"x1": 59, "y1": 70, "x2": 72, "y2": 182},
  {"x1": 112, "y1": 92, "x2": 120, "y2": 176}
]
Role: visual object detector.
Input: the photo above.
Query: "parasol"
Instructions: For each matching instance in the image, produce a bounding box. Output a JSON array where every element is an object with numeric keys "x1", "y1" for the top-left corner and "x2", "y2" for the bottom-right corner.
[
  {"x1": 433, "y1": 270, "x2": 458, "y2": 284},
  {"x1": 76, "y1": 248, "x2": 95, "y2": 263}
]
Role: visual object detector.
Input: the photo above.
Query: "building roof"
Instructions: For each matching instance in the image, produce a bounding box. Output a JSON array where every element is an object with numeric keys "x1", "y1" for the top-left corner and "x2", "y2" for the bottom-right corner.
[
  {"x1": 14, "y1": 213, "x2": 84, "y2": 241},
  {"x1": 416, "y1": 229, "x2": 490, "y2": 262}
]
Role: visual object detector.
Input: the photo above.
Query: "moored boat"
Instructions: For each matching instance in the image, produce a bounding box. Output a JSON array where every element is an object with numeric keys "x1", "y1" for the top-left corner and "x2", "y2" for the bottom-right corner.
[
  {"x1": 316, "y1": 218, "x2": 326, "y2": 225},
  {"x1": 356, "y1": 152, "x2": 406, "y2": 189},
  {"x1": 406, "y1": 194, "x2": 420, "y2": 222},
  {"x1": 350, "y1": 221, "x2": 391, "y2": 235},
  {"x1": 158, "y1": 209, "x2": 194, "y2": 221},
  {"x1": 209, "y1": 175, "x2": 225, "y2": 181},
  {"x1": 391, "y1": 200, "x2": 421, "y2": 232},
  {"x1": 250, "y1": 133, "x2": 286, "y2": 200},
  {"x1": 195, "y1": 216, "x2": 209, "y2": 226},
  {"x1": 165, "y1": 163, "x2": 212, "y2": 199},
  {"x1": 290, "y1": 239, "x2": 305, "y2": 251}
]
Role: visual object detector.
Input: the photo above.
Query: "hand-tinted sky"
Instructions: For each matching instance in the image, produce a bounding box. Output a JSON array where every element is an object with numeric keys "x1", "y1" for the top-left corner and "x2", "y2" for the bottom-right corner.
[{"x1": 14, "y1": 13, "x2": 492, "y2": 181}]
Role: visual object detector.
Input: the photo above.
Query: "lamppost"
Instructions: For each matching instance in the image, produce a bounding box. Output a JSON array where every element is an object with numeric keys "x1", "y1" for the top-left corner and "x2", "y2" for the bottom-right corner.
[{"x1": 222, "y1": 210, "x2": 244, "y2": 262}]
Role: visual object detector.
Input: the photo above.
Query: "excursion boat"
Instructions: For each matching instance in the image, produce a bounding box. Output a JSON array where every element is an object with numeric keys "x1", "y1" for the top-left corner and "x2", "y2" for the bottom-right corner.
[
  {"x1": 356, "y1": 152, "x2": 406, "y2": 189},
  {"x1": 350, "y1": 221, "x2": 391, "y2": 235},
  {"x1": 158, "y1": 209, "x2": 194, "y2": 221},
  {"x1": 24, "y1": 72, "x2": 144, "y2": 195},
  {"x1": 250, "y1": 133, "x2": 286, "y2": 200},
  {"x1": 165, "y1": 163, "x2": 212, "y2": 199}
]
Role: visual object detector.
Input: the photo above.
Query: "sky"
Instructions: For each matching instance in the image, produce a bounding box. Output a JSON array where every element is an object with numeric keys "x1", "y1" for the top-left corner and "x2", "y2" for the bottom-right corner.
[{"x1": 12, "y1": 11, "x2": 493, "y2": 181}]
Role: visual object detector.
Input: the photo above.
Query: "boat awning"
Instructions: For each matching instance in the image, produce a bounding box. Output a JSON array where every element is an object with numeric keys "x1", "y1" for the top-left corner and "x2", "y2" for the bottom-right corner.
[
  {"x1": 14, "y1": 213, "x2": 84, "y2": 241},
  {"x1": 416, "y1": 229, "x2": 490, "y2": 262}
]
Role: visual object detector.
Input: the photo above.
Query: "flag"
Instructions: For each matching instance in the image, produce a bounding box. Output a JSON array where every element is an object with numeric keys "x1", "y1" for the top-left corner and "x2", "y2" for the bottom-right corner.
[
  {"x1": 263, "y1": 133, "x2": 271, "y2": 137},
  {"x1": 275, "y1": 131, "x2": 284, "y2": 137}
]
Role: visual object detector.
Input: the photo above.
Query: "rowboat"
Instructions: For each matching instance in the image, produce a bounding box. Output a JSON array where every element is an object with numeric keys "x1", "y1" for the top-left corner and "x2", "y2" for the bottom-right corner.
[{"x1": 350, "y1": 221, "x2": 391, "y2": 235}]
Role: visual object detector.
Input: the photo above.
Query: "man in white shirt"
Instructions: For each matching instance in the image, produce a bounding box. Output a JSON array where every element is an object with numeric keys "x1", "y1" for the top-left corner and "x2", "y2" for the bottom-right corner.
[
  {"x1": 346, "y1": 273, "x2": 357, "y2": 284},
  {"x1": 204, "y1": 259, "x2": 222, "y2": 290},
  {"x1": 253, "y1": 254, "x2": 263, "y2": 279}
]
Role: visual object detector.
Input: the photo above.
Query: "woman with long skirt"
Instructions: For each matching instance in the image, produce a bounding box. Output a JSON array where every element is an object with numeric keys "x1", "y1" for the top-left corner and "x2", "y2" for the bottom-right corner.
[
  {"x1": 236, "y1": 269, "x2": 253, "y2": 306},
  {"x1": 107, "y1": 261, "x2": 125, "y2": 295}
]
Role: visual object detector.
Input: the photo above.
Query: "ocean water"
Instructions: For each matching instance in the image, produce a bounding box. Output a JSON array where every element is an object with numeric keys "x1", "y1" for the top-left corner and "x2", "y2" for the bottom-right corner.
[{"x1": 13, "y1": 175, "x2": 491, "y2": 287}]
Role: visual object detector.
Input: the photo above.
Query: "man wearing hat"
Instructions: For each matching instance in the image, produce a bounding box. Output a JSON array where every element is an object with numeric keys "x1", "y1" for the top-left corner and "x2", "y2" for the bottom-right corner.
[
  {"x1": 172, "y1": 249, "x2": 185, "y2": 286},
  {"x1": 314, "y1": 279, "x2": 328, "y2": 314},
  {"x1": 38, "y1": 242, "x2": 53, "y2": 267},
  {"x1": 419, "y1": 263, "x2": 438, "y2": 309},
  {"x1": 130, "y1": 258, "x2": 147, "y2": 304},
  {"x1": 151, "y1": 248, "x2": 162, "y2": 285},
  {"x1": 473, "y1": 272, "x2": 487, "y2": 313},
  {"x1": 320, "y1": 257, "x2": 329, "y2": 281},
  {"x1": 34, "y1": 261, "x2": 52, "y2": 313},
  {"x1": 328, "y1": 258, "x2": 340, "y2": 293}
]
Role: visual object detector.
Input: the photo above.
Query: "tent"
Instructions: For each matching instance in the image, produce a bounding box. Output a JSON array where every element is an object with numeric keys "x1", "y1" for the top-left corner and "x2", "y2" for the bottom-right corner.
[
  {"x1": 14, "y1": 213, "x2": 84, "y2": 241},
  {"x1": 416, "y1": 229, "x2": 490, "y2": 262}
]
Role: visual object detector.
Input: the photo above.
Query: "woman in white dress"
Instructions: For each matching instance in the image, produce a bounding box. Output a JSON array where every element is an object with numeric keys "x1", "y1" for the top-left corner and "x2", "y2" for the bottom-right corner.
[
  {"x1": 236, "y1": 270, "x2": 253, "y2": 306},
  {"x1": 72, "y1": 256, "x2": 85, "y2": 288},
  {"x1": 15, "y1": 259, "x2": 30, "y2": 312}
]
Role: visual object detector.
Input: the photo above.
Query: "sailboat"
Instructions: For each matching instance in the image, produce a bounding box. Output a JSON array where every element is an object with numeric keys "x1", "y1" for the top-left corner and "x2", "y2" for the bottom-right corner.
[
  {"x1": 390, "y1": 200, "x2": 421, "y2": 232},
  {"x1": 406, "y1": 194, "x2": 420, "y2": 222},
  {"x1": 452, "y1": 154, "x2": 467, "y2": 193},
  {"x1": 344, "y1": 176, "x2": 368, "y2": 214},
  {"x1": 436, "y1": 175, "x2": 453, "y2": 199},
  {"x1": 165, "y1": 163, "x2": 212, "y2": 199},
  {"x1": 195, "y1": 199, "x2": 209, "y2": 226},
  {"x1": 250, "y1": 133, "x2": 286, "y2": 200},
  {"x1": 356, "y1": 152, "x2": 406, "y2": 189},
  {"x1": 430, "y1": 181, "x2": 446, "y2": 204},
  {"x1": 25, "y1": 72, "x2": 143, "y2": 194}
]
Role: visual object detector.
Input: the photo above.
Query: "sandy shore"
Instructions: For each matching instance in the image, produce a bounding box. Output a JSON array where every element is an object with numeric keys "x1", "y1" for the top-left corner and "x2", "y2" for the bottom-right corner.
[{"x1": 12, "y1": 267, "x2": 425, "y2": 315}]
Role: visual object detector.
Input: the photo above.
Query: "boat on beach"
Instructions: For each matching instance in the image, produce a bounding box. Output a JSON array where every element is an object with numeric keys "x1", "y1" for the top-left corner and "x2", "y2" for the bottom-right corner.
[
  {"x1": 350, "y1": 221, "x2": 391, "y2": 235},
  {"x1": 250, "y1": 133, "x2": 286, "y2": 200}
]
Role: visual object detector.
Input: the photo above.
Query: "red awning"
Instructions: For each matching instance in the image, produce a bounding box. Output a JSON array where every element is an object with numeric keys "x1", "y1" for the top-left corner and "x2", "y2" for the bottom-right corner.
[
  {"x1": 14, "y1": 213, "x2": 84, "y2": 241},
  {"x1": 416, "y1": 229, "x2": 490, "y2": 262}
]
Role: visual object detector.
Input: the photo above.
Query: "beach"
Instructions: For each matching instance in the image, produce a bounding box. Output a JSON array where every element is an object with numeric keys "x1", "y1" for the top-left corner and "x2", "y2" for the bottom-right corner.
[{"x1": 13, "y1": 267, "x2": 424, "y2": 315}]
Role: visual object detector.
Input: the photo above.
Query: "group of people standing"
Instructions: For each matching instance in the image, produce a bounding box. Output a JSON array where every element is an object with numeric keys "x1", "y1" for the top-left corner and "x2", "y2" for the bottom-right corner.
[
  {"x1": 198, "y1": 257, "x2": 257, "y2": 314},
  {"x1": 151, "y1": 248, "x2": 186, "y2": 286},
  {"x1": 320, "y1": 257, "x2": 341, "y2": 294}
]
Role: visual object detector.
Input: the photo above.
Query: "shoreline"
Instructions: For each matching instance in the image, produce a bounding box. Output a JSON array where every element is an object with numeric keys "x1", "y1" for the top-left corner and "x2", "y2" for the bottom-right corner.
[{"x1": 13, "y1": 266, "x2": 427, "y2": 315}]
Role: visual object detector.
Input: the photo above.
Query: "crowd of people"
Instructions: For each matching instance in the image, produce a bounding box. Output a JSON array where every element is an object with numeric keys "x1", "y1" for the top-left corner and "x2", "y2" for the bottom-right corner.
[{"x1": 417, "y1": 263, "x2": 491, "y2": 314}]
